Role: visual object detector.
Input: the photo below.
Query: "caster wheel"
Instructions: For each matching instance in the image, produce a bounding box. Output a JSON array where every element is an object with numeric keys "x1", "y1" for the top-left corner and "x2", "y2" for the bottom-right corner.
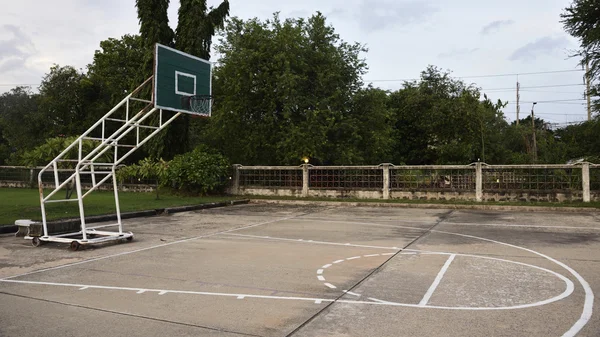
[
  {"x1": 70, "y1": 241, "x2": 81, "y2": 251},
  {"x1": 32, "y1": 237, "x2": 42, "y2": 247}
]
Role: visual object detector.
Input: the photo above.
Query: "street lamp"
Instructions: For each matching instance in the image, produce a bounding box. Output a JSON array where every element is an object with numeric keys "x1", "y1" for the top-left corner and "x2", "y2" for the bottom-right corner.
[{"x1": 531, "y1": 102, "x2": 537, "y2": 162}]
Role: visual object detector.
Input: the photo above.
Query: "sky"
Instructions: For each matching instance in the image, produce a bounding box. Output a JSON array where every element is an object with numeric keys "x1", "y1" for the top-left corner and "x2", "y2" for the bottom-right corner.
[{"x1": 0, "y1": 0, "x2": 591, "y2": 126}]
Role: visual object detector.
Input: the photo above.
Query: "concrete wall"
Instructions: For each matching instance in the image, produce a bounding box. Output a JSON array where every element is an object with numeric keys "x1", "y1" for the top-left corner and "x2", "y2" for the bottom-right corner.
[{"x1": 233, "y1": 163, "x2": 600, "y2": 203}]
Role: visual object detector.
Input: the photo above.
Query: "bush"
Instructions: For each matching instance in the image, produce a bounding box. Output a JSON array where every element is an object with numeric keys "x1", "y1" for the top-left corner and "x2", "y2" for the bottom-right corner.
[{"x1": 165, "y1": 148, "x2": 231, "y2": 195}]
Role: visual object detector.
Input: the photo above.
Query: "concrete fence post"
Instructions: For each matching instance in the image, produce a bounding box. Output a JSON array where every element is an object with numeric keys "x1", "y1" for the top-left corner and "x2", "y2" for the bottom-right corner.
[
  {"x1": 231, "y1": 164, "x2": 242, "y2": 195},
  {"x1": 476, "y1": 162, "x2": 483, "y2": 202},
  {"x1": 302, "y1": 164, "x2": 309, "y2": 197},
  {"x1": 582, "y1": 162, "x2": 590, "y2": 203},
  {"x1": 382, "y1": 164, "x2": 390, "y2": 200},
  {"x1": 29, "y1": 168, "x2": 35, "y2": 188}
]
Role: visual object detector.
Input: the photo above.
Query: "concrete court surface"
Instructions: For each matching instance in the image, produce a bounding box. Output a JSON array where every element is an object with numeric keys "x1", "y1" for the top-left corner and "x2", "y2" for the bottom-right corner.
[{"x1": 0, "y1": 203, "x2": 599, "y2": 337}]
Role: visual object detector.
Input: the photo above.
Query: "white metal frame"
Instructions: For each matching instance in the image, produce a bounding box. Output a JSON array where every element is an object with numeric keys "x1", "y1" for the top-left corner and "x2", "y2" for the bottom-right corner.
[{"x1": 30, "y1": 76, "x2": 182, "y2": 250}]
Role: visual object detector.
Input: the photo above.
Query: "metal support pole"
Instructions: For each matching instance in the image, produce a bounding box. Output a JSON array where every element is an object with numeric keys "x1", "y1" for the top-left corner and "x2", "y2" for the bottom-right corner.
[
  {"x1": 382, "y1": 163, "x2": 390, "y2": 200},
  {"x1": 302, "y1": 164, "x2": 309, "y2": 197},
  {"x1": 582, "y1": 162, "x2": 590, "y2": 203},
  {"x1": 75, "y1": 171, "x2": 87, "y2": 241},
  {"x1": 476, "y1": 162, "x2": 483, "y2": 202},
  {"x1": 113, "y1": 166, "x2": 123, "y2": 233},
  {"x1": 586, "y1": 58, "x2": 592, "y2": 121}
]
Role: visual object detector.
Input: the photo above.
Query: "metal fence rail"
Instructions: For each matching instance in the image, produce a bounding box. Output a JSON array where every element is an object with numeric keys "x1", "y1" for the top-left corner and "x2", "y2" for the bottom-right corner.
[
  {"x1": 309, "y1": 166, "x2": 382, "y2": 190},
  {"x1": 390, "y1": 166, "x2": 475, "y2": 191},
  {"x1": 482, "y1": 165, "x2": 582, "y2": 192},
  {"x1": 238, "y1": 167, "x2": 303, "y2": 189},
  {"x1": 592, "y1": 165, "x2": 600, "y2": 192},
  {"x1": 0, "y1": 166, "x2": 156, "y2": 189}
]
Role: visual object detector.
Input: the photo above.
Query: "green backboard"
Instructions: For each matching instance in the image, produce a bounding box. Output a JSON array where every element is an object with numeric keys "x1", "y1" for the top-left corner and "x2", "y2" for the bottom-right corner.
[{"x1": 154, "y1": 43, "x2": 212, "y2": 116}]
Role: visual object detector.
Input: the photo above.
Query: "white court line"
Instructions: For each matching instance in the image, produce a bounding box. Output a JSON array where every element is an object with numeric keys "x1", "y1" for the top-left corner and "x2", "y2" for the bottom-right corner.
[
  {"x1": 346, "y1": 256, "x2": 361, "y2": 260},
  {"x1": 444, "y1": 222, "x2": 600, "y2": 231},
  {"x1": 333, "y1": 260, "x2": 345, "y2": 264},
  {"x1": 431, "y1": 229, "x2": 593, "y2": 337},
  {"x1": 1, "y1": 216, "x2": 297, "y2": 281},
  {"x1": 294, "y1": 218, "x2": 428, "y2": 231},
  {"x1": 369, "y1": 297, "x2": 395, "y2": 304},
  {"x1": 343, "y1": 290, "x2": 361, "y2": 297},
  {"x1": 322, "y1": 264, "x2": 332, "y2": 269},
  {"x1": 222, "y1": 233, "x2": 402, "y2": 251},
  {"x1": 317, "y1": 269, "x2": 324, "y2": 275},
  {"x1": 363, "y1": 254, "x2": 381, "y2": 257},
  {"x1": 317, "y1": 276, "x2": 325, "y2": 281},
  {"x1": 137, "y1": 290, "x2": 146, "y2": 294},
  {"x1": 418, "y1": 254, "x2": 456, "y2": 306},
  {"x1": 324, "y1": 283, "x2": 337, "y2": 289},
  {"x1": 0, "y1": 276, "x2": 573, "y2": 311}
]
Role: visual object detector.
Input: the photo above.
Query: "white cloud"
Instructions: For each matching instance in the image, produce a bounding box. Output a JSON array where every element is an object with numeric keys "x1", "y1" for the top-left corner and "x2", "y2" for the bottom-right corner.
[
  {"x1": 509, "y1": 36, "x2": 571, "y2": 61},
  {"x1": 355, "y1": 0, "x2": 438, "y2": 33},
  {"x1": 481, "y1": 20, "x2": 515, "y2": 35}
]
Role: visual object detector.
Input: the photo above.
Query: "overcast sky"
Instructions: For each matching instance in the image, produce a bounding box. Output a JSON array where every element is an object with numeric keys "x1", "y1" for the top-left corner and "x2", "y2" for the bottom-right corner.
[{"x1": 0, "y1": 0, "x2": 590, "y2": 125}]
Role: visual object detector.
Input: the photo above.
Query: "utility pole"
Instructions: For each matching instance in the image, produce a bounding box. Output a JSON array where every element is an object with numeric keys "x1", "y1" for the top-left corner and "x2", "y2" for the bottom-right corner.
[
  {"x1": 586, "y1": 58, "x2": 591, "y2": 121},
  {"x1": 516, "y1": 81, "x2": 520, "y2": 125},
  {"x1": 531, "y1": 102, "x2": 538, "y2": 163}
]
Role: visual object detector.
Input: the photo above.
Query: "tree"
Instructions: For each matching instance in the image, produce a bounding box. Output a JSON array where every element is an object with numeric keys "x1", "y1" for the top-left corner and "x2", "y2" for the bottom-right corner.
[
  {"x1": 37, "y1": 65, "x2": 96, "y2": 137},
  {"x1": 135, "y1": 0, "x2": 230, "y2": 160},
  {"x1": 207, "y1": 12, "x2": 368, "y2": 165},
  {"x1": 561, "y1": 0, "x2": 600, "y2": 113},
  {"x1": 136, "y1": 0, "x2": 175, "y2": 49},
  {"x1": 0, "y1": 87, "x2": 43, "y2": 160},
  {"x1": 176, "y1": 0, "x2": 230, "y2": 59},
  {"x1": 87, "y1": 34, "x2": 146, "y2": 106},
  {"x1": 388, "y1": 66, "x2": 509, "y2": 165}
]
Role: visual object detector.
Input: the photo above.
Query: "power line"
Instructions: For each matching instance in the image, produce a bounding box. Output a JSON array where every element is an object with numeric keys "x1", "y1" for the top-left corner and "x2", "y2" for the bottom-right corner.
[
  {"x1": 504, "y1": 111, "x2": 588, "y2": 116},
  {"x1": 0, "y1": 84, "x2": 39, "y2": 86},
  {"x1": 365, "y1": 69, "x2": 584, "y2": 82},
  {"x1": 483, "y1": 84, "x2": 585, "y2": 91}
]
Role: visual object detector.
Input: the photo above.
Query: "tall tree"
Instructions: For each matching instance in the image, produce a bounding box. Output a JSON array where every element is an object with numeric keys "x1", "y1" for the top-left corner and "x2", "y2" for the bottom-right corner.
[
  {"x1": 561, "y1": 0, "x2": 600, "y2": 113},
  {"x1": 136, "y1": 0, "x2": 175, "y2": 49},
  {"x1": 176, "y1": 0, "x2": 230, "y2": 59},
  {"x1": 208, "y1": 13, "x2": 367, "y2": 165},
  {"x1": 135, "y1": 0, "x2": 230, "y2": 160}
]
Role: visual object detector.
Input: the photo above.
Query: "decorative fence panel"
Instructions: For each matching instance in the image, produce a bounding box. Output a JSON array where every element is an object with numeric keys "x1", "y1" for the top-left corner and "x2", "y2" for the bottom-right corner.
[
  {"x1": 591, "y1": 165, "x2": 600, "y2": 193},
  {"x1": 0, "y1": 166, "x2": 156, "y2": 191},
  {"x1": 482, "y1": 165, "x2": 582, "y2": 192},
  {"x1": 238, "y1": 167, "x2": 303, "y2": 189},
  {"x1": 309, "y1": 166, "x2": 382, "y2": 190},
  {"x1": 390, "y1": 166, "x2": 475, "y2": 191}
]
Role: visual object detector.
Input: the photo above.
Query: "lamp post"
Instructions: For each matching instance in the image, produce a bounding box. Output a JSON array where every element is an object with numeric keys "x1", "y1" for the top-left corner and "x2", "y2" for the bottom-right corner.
[{"x1": 531, "y1": 102, "x2": 537, "y2": 163}]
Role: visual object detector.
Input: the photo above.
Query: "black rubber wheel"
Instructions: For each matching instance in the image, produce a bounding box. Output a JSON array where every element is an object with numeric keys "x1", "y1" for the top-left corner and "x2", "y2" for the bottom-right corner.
[
  {"x1": 69, "y1": 241, "x2": 81, "y2": 251},
  {"x1": 126, "y1": 236, "x2": 133, "y2": 242},
  {"x1": 31, "y1": 237, "x2": 41, "y2": 247}
]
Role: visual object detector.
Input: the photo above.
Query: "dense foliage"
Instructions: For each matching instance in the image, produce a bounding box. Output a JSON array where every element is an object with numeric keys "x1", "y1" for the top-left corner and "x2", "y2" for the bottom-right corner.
[
  {"x1": 0, "y1": 7, "x2": 598, "y2": 169},
  {"x1": 561, "y1": 0, "x2": 600, "y2": 112},
  {"x1": 118, "y1": 148, "x2": 230, "y2": 195}
]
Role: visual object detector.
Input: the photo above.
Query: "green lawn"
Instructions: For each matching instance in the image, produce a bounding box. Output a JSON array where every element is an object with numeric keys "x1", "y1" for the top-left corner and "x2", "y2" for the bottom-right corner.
[{"x1": 0, "y1": 188, "x2": 242, "y2": 226}]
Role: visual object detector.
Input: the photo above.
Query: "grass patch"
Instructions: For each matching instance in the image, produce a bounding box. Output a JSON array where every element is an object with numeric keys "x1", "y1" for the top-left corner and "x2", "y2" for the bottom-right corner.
[
  {"x1": 0, "y1": 188, "x2": 243, "y2": 226},
  {"x1": 248, "y1": 195, "x2": 600, "y2": 209}
]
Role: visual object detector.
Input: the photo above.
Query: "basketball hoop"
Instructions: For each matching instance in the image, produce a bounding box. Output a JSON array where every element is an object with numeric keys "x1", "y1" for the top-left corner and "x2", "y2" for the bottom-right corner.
[{"x1": 182, "y1": 95, "x2": 212, "y2": 117}]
